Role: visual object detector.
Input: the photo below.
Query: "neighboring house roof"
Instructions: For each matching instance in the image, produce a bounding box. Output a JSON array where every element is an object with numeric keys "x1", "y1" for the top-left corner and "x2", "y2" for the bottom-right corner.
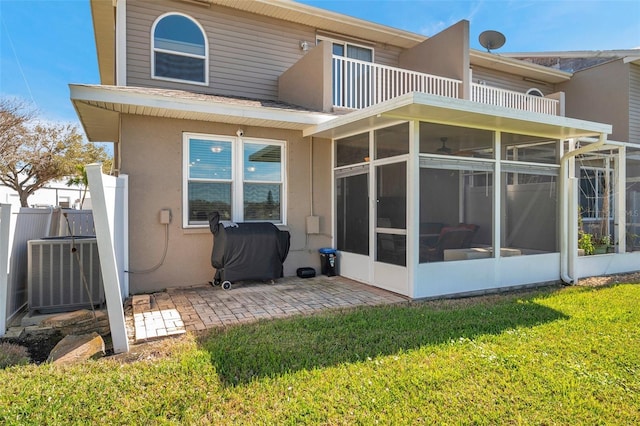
[
  {"x1": 70, "y1": 84, "x2": 336, "y2": 142},
  {"x1": 504, "y1": 49, "x2": 640, "y2": 72},
  {"x1": 90, "y1": 0, "x2": 572, "y2": 86}
]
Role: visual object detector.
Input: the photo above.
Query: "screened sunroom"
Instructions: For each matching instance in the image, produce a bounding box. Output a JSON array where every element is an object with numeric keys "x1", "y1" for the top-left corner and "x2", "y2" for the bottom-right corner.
[{"x1": 304, "y1": 92, "x2": 634, "y2": 299}]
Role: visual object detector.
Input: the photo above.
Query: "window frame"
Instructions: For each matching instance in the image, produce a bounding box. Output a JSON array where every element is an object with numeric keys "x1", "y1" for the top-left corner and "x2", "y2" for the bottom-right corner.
[
  {"x1": 183, "y1": 133, "x2": 286, "y2": 228},
  {"x1": 151, "y1": 12, "x2": 209, "y2": 86},
  {"x1": 316, "y1": 36, "x2": 375, "y2": 62},
  {"x1": 579, "y1": 166, "x2": 614, "y2": 221}
]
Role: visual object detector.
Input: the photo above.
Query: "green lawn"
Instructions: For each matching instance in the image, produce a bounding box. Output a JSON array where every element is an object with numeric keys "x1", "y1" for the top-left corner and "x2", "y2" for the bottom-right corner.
[{"x1": 1, "y1": 283, "x2": 639, "y2": 424}]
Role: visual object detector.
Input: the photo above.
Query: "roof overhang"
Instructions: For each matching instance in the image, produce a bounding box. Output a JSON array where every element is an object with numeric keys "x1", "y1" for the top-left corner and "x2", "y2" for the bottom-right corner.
[
  {"x1": 206, "y1": 0, "x2": 425, "y2": 49},
  {"x1": 90, "y1": 0, "x2": 116, "y2": 85},
  {"x1": 470, "y1": 50, "x2": 572, "y2": 84},
  {"x1": 70, "y1": 84, "x2": 336, "y2": 143},
  {"x1": 90, "y1": 1, "x2": 567, "y2": 86},
  {"x1": 303, "y1": 92, "x2": 612, "y2": 140}
]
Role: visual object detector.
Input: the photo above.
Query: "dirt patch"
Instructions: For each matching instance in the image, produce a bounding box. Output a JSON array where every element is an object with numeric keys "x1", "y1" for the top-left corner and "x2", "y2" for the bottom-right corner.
[
  {"x1": 0, "y1": 332, "x2": 64, "y2": 364},
  {"x1": 577, "y1": 272, "x2": 640, "y2": 287},
  {"x1": 106, "y1": 333, "x2": 196, "y2": 364}
]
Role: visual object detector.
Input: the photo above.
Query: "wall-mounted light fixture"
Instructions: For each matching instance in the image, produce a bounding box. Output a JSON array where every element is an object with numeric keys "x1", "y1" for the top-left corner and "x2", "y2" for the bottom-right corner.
[{"x1": 300, "y1": 41, "x2": 311, "y2": 51}]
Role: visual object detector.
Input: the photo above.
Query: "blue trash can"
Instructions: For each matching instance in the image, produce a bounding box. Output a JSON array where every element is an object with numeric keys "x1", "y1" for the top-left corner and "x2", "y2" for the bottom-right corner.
[{"x1": 318, "y1": 248, "x2": 337, "y2": 276}]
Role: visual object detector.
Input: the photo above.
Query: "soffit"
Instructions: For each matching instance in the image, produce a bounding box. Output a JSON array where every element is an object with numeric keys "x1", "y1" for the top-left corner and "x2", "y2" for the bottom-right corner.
[
  {"x1": 303, "y1": 92, "x2": 612, "y2": 140},
  {"x1": 470, "y1": 51, "x2": 572, "y2": 84},
  {"x1": 90, "y1": 0, "x2": 116, "y2": 85},
  {"x1": 69, "y1": 84, "x2": 336, "y2": 143}
]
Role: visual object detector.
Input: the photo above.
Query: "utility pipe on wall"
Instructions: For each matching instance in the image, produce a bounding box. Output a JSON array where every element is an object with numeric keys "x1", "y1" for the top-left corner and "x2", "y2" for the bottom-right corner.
[{"x1": 559, "y1": 135, "x2": 607, "y2": 285}]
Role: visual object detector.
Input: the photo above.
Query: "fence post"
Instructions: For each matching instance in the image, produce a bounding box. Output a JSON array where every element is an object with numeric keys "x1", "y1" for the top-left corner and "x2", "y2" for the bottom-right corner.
[
  {"x1": 86, "y1": 164, "x2": 130, "y2": 353},
  {"x1": 0, "y1": 204, "x2": 11, "y2": 337}
]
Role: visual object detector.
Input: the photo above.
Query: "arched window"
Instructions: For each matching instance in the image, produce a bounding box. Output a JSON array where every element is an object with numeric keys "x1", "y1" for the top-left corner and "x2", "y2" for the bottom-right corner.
[
  {"x1": 152, "y1": 13, "x2": 207, "y2": 84},
  {"x1": 526, "y1": 88, "x2": 544, "y2": 97}
]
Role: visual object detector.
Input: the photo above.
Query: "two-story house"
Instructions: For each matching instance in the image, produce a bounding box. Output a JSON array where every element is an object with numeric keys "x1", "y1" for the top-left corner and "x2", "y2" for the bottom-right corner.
[{"x1": 71, "y1": 0, "x2": 639, "y2": 299}]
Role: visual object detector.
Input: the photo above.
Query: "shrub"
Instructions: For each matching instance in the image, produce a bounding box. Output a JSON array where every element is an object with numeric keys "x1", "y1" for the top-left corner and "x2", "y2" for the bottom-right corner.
[
  {"x1": 578, "y1": 232, "x2": 595, "y2": 255},
  {"x1": 0, "y1": 342, "x2": 31, "y2": 368}
]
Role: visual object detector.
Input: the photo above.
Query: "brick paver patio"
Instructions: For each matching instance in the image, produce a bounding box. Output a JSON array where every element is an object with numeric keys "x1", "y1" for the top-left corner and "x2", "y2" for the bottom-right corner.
[{"x1": 127, "y1": 275, "x2": 408, "y2": 343}]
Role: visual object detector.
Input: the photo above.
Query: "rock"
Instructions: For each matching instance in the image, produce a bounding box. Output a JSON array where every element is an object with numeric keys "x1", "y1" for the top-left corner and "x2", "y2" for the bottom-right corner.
[
  {"x1": 4, "y1": 327, "x2": 25, "y2": 339},
  {"x1": 22, "y1": 325, "x2": 56, "y2": 337},
  {"x1": 47, "y1": 332, "x2": 105, "y2": 365},
  {"x1": 42, "y1": 310, "x2": 95, "y2": 327},
  {"x1": 42, "y1": 310, "x2": 111, "y2": 336},
  {"x1": 131, "y1": 295, "x2": 151, "y2": 313}
]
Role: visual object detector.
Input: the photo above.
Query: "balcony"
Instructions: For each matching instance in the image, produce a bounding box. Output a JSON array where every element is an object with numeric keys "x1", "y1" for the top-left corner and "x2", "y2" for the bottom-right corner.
[
  {"x1": 332, "y1": 56, "x2": 460, "y2": 110},
  {"x1": 470, "y1": 83, "x2": 561, "y2": 116},
  {"x1": 279, "y1": 44, "x2": 564, "y2": 117}
]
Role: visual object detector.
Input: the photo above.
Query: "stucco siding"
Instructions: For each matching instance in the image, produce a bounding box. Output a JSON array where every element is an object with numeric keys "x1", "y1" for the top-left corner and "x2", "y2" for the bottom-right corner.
[
  {"x1": 558, "y1": 60, "x2": 629, "y2": 141},
  {"x1": 119, "y1": 114, "x2": 332, "y2": 293},
  {"x1": 126, "y1": 0, "x2": 402, "y2": 101},
  {"x1": 629, "y1": 63, "x2": 640, "y2": 144}
]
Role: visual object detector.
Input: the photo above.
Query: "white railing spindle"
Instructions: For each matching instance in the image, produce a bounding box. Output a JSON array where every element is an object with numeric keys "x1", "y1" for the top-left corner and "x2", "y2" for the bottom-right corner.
[
  {"x1": 331, "y1": 56, "x2": 559, "y2": 115},
  {"x1": 470, "y1": 83, "x2": 559, "y2": 115},
  {"x1": 332, "y1": 55, "x2": 461, "y2": 109}
]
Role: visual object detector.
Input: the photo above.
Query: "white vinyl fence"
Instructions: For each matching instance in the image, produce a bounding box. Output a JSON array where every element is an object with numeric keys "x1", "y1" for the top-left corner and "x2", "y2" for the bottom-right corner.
[
  {"x1": 86, "y1": 164, "x2": 130, "y2": 353},
  {"x1": 0, "y1": 206, "x2": 56, "y2": 336}
]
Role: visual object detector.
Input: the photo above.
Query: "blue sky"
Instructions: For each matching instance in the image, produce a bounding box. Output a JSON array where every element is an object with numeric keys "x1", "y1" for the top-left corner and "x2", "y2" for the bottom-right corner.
[{"x1": 1, "y1": 0, "x2": 638, "y2": 129}]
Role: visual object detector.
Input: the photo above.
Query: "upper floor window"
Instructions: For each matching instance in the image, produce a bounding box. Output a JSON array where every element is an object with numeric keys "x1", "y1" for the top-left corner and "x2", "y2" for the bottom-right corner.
[
  {"x1": 152, "y1": 13, "x2": 208, "y2": 85},
  {"x1": 318, "y1": 36, "x2": 374, "y2": 62}
]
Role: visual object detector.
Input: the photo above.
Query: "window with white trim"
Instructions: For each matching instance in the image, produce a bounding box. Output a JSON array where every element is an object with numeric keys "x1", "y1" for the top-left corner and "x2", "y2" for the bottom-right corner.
[
  {"x1": 152, "y1": 13, "x2": 208, "y2": 84},
  {"x1": 317, "y1": 36, "x2": 374, "y2": 109},
  {"x1": 183, "y1": 133, "x2": 285, "y2": 226}
]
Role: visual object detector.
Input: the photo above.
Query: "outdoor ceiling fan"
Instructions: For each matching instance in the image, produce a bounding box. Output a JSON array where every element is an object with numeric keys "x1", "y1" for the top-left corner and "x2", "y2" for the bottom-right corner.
[{"x1": 437, "y1": 137, "x2": 452, "y2": 154}]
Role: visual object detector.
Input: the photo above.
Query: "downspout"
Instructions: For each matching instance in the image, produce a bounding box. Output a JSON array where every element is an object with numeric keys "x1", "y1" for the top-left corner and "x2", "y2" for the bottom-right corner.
[{"x1": 559, "y1": 134, "x2": 607, "y2": 284}]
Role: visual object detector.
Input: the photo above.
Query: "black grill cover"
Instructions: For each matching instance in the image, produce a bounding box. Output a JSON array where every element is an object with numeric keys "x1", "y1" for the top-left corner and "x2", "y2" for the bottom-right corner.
[{"x1": 208, "y1": 212, "x2": 290, "y2": 283}]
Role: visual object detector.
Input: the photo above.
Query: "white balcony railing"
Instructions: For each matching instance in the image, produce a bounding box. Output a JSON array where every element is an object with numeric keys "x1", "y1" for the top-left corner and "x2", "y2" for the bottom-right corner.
[
  {"x1": 333, "y1": 55, "x2": 461, "y2": 109},
  {"x1": 471, "y1": 83, "x2": 559, "y2": 115},
  {"x1": 332, "y1": 56, "x2": 560, "y2": 115}
]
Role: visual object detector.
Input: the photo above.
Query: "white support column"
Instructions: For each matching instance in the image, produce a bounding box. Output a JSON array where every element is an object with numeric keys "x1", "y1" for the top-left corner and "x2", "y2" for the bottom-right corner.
[
  {"x1": 605, "y1": 157, "x2": 611, "y2": 237},
  {"x1": 616, "y1": 146, "x2": 626, "y2": 253},
  {"x1": 368, "y1": 130, "x2": 376, "y2": 281},
  {"x1": 407, "y1": 120, "x2": 420, "y2": 298},
  {"x1": 568, "y1": 176, "x2": 578, "y2": 282},
  {"x1": 86, "y1": 164, "x2": 129, "y2": 353},
  {"x1": 494, "y1": 132, "x2": 502, "y2": 257},
  {"x1": 0, "y1": 204, "x2": 11, "y2": 337}
]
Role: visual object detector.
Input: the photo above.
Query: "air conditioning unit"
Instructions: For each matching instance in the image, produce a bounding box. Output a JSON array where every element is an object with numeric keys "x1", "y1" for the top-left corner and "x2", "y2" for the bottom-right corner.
[{"x1": 28, "y1": 237, "x2": 105, "y2": 314}]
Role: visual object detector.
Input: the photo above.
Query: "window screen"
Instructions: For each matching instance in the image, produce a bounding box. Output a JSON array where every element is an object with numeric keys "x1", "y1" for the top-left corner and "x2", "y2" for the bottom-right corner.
[{"x1": 153, "y1": 14, "x2": 206, "y2": 83}]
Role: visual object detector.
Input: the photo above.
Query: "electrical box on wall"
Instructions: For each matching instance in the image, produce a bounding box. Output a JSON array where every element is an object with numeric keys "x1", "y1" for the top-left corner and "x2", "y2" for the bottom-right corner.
[
  {"x1": 160, "y1": 209, "x2": 172, "y2": 224},
  {"x1": 306, "y1": 215, "x2": 320, "y2": 234}
]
